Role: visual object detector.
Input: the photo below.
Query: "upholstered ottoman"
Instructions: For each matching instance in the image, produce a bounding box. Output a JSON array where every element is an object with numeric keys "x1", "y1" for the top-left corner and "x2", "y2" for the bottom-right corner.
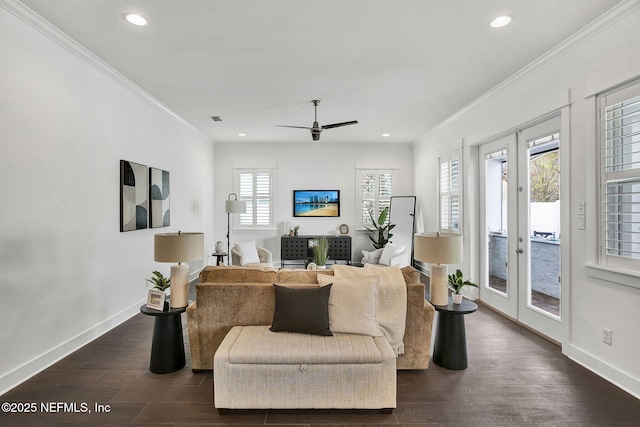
[{"x1": 213, "y1": 325, "x2": 397, "y2": 413}]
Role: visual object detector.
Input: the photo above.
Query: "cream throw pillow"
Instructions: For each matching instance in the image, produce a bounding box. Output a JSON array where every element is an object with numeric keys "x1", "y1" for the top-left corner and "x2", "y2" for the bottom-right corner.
[
  {"x1": 317, "y1": 275, "x2": 382, "y2": 337},
  {"x1": 379, "y1": 243, "x2": 405, "y2": 266},
  {"x1": 361, "y1": 248, "x2": 384, "y2": 264},
  {"x1": 234, "y1": 240, "x2": 260, "y2": 265}
]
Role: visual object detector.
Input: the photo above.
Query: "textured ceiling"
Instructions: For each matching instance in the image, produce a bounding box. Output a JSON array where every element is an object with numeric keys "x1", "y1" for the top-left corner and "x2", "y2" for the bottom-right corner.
[{"x1": 20, "y1": 0, "x2": 623, "y2": 144}]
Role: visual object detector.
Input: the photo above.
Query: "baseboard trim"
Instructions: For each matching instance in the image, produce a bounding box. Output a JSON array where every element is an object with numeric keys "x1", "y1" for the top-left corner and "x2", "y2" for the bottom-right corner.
[
  {"x1": 564, "y1": 344, "x2": 640, "y2": 400},
  {"x1": 475, "y1": 300, "x2": 562, "y2": 347},
  {"x1": 0, "y1": 300, "x2": 144, "y2": 396},
  {"x1": 476, "y1": 300, "x2": 640, "y2": 399},
  {"x1": 1, "y1": 273, "x2": 204, "y2": 395}
]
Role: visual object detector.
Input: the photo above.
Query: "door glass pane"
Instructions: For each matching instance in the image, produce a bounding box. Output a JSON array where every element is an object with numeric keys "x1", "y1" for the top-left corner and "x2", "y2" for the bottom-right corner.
[
  {"x1": 486, "y1": 149, "x2": 508, "y2": 294},
  {"x1": 528, "y1": 133, "x2": 561, "y2": 317}
]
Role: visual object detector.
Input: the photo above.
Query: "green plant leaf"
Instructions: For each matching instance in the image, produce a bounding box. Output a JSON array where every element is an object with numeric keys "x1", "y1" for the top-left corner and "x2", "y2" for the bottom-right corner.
[{"x1": 366, "y1": 206, "x2": 396, "y2": 250}]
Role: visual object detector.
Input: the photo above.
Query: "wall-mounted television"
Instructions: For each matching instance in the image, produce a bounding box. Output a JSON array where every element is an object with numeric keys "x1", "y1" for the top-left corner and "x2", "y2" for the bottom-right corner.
[{"x1": 293, "y1": 190, "x2": 340, "y2": 217}]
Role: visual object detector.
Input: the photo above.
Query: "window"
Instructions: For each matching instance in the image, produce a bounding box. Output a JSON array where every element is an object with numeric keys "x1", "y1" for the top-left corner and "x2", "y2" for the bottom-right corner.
[
  {"x1": 235, "y1": 168, "x2": 273, "y2": 228},
  {"x1": 356, "y1": 169, "x2": 395, "y2": 229},
  {"x1": 439, "y1": 151, "x2": 461, "y2": 232},
  {"x1": 599, "y1": 81, "x2": 640, "y2": 270}
]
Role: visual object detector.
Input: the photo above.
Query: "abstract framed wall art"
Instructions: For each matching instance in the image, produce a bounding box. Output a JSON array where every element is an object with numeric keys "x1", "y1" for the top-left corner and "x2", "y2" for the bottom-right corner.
[
  {"x1": 149, "y1": 167, "x2": 170, "y2": 228},
  {"x1": 120, "y1": 160, "x2": 148, "y2": 231}
]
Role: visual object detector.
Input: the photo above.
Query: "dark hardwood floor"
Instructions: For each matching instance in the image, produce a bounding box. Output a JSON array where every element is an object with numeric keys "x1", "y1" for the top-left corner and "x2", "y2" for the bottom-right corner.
[{"x1": 2, "y1": 284, "x2": 640, "y2": 425}]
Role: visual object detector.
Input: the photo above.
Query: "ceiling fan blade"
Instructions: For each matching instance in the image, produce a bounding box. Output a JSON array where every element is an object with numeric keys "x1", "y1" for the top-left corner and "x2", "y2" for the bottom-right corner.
[
  {"x1": 275, "y1": 125, "x2": 312, "y2": 129},
  {"x1": 321, "y1": 120, "x2": 359, "y2": 129}
]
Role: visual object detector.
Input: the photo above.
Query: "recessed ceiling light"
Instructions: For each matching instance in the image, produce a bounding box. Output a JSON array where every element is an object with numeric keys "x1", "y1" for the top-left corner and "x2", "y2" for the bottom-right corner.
[
  {"x1": 490, "y1": 15, "x2": 511, "y2": 28},
  {"x1": 238, "y1": 133, "x2": 246, "y2": 137},
  {"x1": 124, "y1": 13, "x2": 147, "y2": 26},
  {"x1": 382, "y1": 134, "x2": 390, "y2": 137}
]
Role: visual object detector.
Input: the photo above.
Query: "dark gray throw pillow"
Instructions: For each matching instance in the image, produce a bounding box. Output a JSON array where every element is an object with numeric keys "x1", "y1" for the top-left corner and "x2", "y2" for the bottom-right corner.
[{"x1": 270, "y1": 284, "x2": 333, "y2": 336}]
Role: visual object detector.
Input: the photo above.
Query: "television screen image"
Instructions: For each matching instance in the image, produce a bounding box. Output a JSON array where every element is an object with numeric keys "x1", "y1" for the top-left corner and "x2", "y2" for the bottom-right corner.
[{"x1": 293, "y1": 190, "x2": 340, "y2": 217}]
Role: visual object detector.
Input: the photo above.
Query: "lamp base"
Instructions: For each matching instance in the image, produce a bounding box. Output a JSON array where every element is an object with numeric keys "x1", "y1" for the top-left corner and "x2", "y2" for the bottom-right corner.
[
  {"x1": 430, "y1": 264, "x2": 449, "y2": 306},
  {"x1": 170, "y1": 264, "x2": 189, "y2": 308}
]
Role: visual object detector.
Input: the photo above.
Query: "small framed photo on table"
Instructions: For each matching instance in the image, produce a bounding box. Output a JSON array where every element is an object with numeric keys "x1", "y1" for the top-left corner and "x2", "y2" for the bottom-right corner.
[{"x1": 146, "y1": 290, "x2": 166, "y2": 311}]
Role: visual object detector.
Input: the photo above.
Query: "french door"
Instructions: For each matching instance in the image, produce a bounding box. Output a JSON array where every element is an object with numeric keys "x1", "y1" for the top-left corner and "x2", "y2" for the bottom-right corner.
[{"x1": 479, "y1": 116, "x2": 563, "y2": 341}]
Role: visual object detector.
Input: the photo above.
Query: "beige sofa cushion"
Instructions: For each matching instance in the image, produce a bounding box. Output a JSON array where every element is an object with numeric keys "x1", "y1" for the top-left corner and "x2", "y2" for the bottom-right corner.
[
  {"x1": 199, "y1": 265, "x2": 278, "y2": 283},
  {"x1": 227, "y1": 325, "x2": 383, "y2": 364},
  {"x1": 277, "y1": 268, "x2": 333, "y2": 284}
]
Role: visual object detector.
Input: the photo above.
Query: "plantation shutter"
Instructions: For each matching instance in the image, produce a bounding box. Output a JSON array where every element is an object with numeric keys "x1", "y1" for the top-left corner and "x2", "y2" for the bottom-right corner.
[
  {"x1": 377, "y1": 172, "x2": 393, "y2": 224},
  {"x1": 439, "y1": 152, "x2": 461, "y2": 232},
  {"x1": 357, "y1": 169, "x2": 395, "y2": 229},
  {"x1": 237, "y1": 169, "x2": 273, "y2": 228},
  {"x1": 601, "y1": 84, "x2": 640, "y2": 265}
]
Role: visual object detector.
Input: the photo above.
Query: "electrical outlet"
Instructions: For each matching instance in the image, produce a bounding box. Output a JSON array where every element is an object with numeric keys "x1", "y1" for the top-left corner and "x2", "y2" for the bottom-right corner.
[{"x1": 603, "y1": 328, "x2": 613, "y2": 345}]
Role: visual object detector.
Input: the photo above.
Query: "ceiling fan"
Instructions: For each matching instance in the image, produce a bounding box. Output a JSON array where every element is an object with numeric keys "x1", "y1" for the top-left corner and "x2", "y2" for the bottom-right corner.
[{"x1": 277, "y1": 100, "x2": 358, "y2": 141}]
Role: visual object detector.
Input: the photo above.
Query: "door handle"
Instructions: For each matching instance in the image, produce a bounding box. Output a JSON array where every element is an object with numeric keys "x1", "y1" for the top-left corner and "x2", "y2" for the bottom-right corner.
[{"x1": 515, "y1": 248, "x2": 523, "y2": 254}]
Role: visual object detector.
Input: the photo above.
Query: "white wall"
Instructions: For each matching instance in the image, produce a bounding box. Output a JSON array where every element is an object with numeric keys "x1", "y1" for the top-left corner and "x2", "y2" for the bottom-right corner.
[
  {"x1": 413, "y1": 1, "x2": 640, "y2": 398},
  {"x1": 0, "y1": 3, "x2": 215, "y2": 393},
  {"x1": 214, "y1": 142, "x2": 414, "y2": 264}
]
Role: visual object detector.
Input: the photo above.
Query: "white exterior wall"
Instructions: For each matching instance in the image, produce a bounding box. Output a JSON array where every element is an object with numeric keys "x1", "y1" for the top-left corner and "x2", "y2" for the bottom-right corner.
[{"x1": 413, "y1": 1, "x2": 640, "y2": 398}]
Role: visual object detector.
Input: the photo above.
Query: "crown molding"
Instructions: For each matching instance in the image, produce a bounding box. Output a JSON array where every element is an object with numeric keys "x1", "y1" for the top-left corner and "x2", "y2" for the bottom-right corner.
[
  {"x1": 1, "y1": 0, "x2": 213, "y2": 144},
  {"x1": 414, "y1": 0, "x2": 640, "y2": 145}
]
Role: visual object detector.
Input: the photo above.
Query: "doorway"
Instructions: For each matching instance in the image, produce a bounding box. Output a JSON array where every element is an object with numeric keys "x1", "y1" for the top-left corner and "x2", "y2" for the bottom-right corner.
[{"x1": 479, "y1": 116, "x2": 563, "y2": 341}]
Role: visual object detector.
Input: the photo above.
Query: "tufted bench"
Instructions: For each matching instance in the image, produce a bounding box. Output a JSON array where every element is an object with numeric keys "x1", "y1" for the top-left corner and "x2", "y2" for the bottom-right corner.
[{"x1": 213, "y1": 325, "x2": 396, "y2": 413}]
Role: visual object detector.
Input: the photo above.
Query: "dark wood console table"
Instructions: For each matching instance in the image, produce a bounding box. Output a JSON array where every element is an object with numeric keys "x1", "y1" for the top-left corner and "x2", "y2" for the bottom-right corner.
[{"x1": 281, "y1": 235, "x2": 351, "y2": 268}]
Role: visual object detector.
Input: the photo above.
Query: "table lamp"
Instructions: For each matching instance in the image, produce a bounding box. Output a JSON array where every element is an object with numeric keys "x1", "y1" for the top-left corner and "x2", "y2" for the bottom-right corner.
[
  {"x1": 154, "y1": 231, "x2": 204, "y2": 308},
  {"x1": 414, "y1": 232, "x2": 463, "y2": 306},
  {"x1": 225, "y1": 193, "x2": 246, "y2": 264}
]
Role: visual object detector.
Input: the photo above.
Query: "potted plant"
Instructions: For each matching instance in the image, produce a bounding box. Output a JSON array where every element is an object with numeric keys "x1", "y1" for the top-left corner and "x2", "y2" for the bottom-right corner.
[
  {"x1": 447, "y1": 269, "x2": 478, "y2": 304},
  {"x1": 146, "y1": 271, "x2": 170, "y2": 293},
  {"x1": 365, "y1": 206, "x2": 395, "y2": 249},
  {"x1": 312, "y1": 237, "x2": 330, "y2": 268}
]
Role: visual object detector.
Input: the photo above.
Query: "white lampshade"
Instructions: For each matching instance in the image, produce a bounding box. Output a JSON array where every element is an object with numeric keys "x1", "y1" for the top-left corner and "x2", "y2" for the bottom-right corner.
[
  {"x1": 225, "y1": 199, "x2": 246, "y2": 214},
  {"x1": 414, "y1": 232, "x2": 463, "y2": 306},
  {"x1": 154, "y1": 231, "x2": 204, "y2": 262},
  {"x1": 414, "y1": 232, "x2": 463, "y2": 265}
]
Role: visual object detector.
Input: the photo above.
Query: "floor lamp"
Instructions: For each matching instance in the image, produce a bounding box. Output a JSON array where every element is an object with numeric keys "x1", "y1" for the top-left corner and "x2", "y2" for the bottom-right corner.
[
  {"x1": 414, "y1": 232, "x2": 463, "y2": 306},
  {"x1": 154, "y1": 231, "x2": 204, "y2": 308},
  {"x1": 225, "y1": 193, "x2": 246, "y2": 265}
]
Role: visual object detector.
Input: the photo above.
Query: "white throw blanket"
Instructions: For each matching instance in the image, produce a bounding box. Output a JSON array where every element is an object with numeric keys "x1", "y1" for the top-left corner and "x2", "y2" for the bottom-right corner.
[{"x1": 332, "y1": 264, "x2": 407, "y2": 356}]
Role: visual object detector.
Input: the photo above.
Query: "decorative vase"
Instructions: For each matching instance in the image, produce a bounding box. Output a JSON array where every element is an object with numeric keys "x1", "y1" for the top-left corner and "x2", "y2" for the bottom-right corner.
[
  {"x1": 452, "y1": 293, "x2": 463, "y2": 304},
  {"x1": 215, "y1": 241, "x2": 225, "y2": 253}
]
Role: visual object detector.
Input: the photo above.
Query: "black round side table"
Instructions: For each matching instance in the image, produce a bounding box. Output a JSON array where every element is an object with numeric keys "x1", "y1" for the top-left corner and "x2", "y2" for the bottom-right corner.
[
  {"x1": 212, "y1": 252, "x2": 227, "y2": 266},
  {"x1": 140, "y1": 304, "x2": 186, "y2": 374},
  {"x1": 433, "y1": 298, "x2": 478, "y2": 370}
]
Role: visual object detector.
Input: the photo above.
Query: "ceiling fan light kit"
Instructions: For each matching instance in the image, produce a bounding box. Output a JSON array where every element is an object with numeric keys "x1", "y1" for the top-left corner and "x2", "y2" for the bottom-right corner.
[{"x1": 277, "y1": 100, "x2": 358, "y2": 141}]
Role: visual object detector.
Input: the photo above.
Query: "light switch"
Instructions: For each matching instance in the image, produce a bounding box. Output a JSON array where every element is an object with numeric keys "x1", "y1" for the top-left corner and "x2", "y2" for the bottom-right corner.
[{"x1": 578, "y1": 201, "x2": 585, "y2": 215}]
